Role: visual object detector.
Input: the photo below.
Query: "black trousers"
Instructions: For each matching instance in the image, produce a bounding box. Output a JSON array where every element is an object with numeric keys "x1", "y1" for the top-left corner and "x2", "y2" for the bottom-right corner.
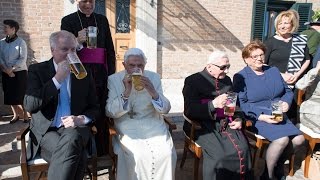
[{"x1": 40, "y1": 126, "x2": 90, "y2": 180}]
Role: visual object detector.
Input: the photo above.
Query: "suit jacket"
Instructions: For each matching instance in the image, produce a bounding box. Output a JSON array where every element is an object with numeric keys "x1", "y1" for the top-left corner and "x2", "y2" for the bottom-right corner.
[
  {"x1": 61, "y1": 11, "x2": 116, "y2": 75},
  {"x1": 24, "y1": 58, "x2": 99, "y2": 160}
]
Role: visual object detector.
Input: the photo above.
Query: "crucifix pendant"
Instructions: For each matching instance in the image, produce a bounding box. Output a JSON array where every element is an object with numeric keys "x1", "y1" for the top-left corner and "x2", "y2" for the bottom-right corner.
[{"x1": 128, "y1": 109, "x2": 136, "y2": 119}]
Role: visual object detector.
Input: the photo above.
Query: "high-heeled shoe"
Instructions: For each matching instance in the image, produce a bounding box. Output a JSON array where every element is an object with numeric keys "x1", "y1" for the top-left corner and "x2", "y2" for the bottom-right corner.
[{"x1": 9, "y1": 116, "x2": 19, "y2": 124}]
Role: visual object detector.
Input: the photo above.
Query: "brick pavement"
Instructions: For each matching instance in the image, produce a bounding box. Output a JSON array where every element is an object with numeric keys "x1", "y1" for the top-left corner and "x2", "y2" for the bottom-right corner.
[{"x1": 0, "y1": 115, "x2": 312, "y2": 180}]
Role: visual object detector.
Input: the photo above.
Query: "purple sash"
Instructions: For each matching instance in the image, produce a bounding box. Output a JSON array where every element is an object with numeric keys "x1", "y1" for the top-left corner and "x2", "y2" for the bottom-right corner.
[
  {"x1": 77, "y1": 47, "x2": 106, "y2": 65},
  {"x1": 200, "y1": 98, "x2": 225, "y2": 118}
]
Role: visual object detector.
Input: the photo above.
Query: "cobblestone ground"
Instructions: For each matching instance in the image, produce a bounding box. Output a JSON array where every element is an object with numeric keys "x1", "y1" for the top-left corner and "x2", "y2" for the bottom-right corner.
[{"x1": 0, "y1": 115, "x2": 312, "y2": 180}]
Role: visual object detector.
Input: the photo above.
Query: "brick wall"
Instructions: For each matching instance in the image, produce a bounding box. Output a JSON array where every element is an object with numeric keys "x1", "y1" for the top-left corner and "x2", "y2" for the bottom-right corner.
[
  {"x1": 0, "y1": 0, "x2": 63, "y2": 115},
  {"x1": 0, "y1": 0, "x2": 63, "y2": 64},
  {"x1": 158, "y1": 0, "x2": 320, "y2": 79},
  {"x1": 157, "y1": 0, "x2": 252, "y2": 79}
]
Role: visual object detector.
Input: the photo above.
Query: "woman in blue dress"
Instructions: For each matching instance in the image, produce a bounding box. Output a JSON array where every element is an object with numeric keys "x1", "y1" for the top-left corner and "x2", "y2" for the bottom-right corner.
[{"x1": 233, "y1": 41, "x2": 305, "y2": 180}]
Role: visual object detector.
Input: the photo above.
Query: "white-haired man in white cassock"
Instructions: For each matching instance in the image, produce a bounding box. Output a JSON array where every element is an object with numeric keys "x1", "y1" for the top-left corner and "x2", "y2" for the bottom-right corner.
[{"x1": 105, "y1": 48, "x2": 177, "y2": 180}]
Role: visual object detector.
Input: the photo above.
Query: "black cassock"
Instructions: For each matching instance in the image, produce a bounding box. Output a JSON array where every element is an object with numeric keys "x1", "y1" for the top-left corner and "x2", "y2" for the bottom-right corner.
[
  {"x1": 183, "y1": 70, "x2": 253, "y2": 180},
  {"x1": 61, "y1": 10, "x2": 116, "y2": 156}
]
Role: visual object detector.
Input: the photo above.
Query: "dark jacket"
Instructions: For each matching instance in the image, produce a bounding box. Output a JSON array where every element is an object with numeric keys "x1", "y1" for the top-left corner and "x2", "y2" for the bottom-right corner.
[{"x1": 24, "y1": 58, "x2": 99, "y2": 160}]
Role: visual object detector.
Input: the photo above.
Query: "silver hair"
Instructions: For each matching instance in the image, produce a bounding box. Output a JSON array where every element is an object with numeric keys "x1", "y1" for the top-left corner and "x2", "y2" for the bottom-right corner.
[
  {"x1": 207, "y1": 50, "x2": 228, "y2": 64},
  {"x1": 49, "y1": 30, "x2": 77, "y2": 49},
  {"x1": 124, "y1": 48, "x2": 147, "y2": 64}
]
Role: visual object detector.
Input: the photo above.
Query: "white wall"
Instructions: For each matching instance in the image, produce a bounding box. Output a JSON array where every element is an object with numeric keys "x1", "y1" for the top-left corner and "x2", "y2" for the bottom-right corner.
[
  {"x1": 135, "y1": 0, "x2": 158, "y2": 72},
  {"x1": 64, "y1": 0, "x2": 78, "y2": 16}
]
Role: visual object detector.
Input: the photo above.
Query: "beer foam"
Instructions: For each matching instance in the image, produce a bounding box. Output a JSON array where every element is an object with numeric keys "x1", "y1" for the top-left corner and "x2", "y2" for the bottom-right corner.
[{"x1": 132, "y1": 72, "x2": 142, "y2": 76}]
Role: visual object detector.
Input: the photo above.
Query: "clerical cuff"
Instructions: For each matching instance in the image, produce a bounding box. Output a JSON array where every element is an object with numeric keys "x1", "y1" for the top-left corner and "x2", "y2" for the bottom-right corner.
[
  {"x1": 152, "y1": 96, "x2": 163, "y2": 108},
  {"x1": 122, "y1": 98, "x2": 129, "y2": 110}
]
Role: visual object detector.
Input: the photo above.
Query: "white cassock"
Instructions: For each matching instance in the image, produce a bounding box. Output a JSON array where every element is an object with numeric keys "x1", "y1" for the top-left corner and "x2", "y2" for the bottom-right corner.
[{"x1": 106, "y1": 70, "x2": 177, "y2": 180}]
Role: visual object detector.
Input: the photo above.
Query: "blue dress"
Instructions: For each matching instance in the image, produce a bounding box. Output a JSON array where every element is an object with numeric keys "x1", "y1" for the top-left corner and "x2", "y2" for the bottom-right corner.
[{"x1": 233, "y1": 66, "x2": 301, "y2": 141}]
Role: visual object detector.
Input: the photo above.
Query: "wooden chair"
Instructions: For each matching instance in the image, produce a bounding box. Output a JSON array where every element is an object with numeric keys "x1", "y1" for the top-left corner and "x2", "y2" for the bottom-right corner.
[
  {"x1": 244, "y1": 120, "x2": 295, "y2": 176},
  {"x1": 179, "y1": 114, "x2": 202, "y2": 180},
  {"x1": 17, "y1": 126, "x2": 98, "y2": 180},
  {"x1": 296, "y1": 89, "x2": 320, "y2": 178},
  {"x1": 107, "y1": 115, "x2": 177, "y2": 178}
]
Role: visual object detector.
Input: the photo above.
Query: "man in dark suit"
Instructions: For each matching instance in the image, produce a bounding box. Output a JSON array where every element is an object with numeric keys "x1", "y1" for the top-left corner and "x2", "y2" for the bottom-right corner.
[
  {"x1": 61, "y1": 0, "x2": 115, "y2": 155},
  {"x1": 24, "y1": 30, "x2": 99, "y2": 180}
]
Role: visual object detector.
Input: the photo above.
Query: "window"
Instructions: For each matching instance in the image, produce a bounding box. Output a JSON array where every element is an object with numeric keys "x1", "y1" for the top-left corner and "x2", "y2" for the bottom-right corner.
[
  {"x1": 94, "y1": 0, "x2": 106, "y2": 15},
  {"x1": 251, "y1": 0, "x2": 312, "y2": 41},
  {"x1": 116, "y1": 0, "x2": 130, "y2": 33}
]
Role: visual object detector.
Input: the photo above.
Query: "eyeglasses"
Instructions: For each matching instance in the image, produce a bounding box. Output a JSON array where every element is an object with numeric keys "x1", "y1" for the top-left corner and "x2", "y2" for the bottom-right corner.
[
  {"x1": 250, "y1": 54, "x2": 265, "y2": 60},
  {"x1": 212, "y1": 64, "x2": 231, "y2": 70}
]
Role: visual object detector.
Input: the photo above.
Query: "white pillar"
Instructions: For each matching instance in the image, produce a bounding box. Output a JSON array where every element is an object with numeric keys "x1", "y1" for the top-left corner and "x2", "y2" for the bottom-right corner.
[
  {"x1": 64, "y1": 0, "x2": 77, "y2": 16},
  {"x1": 136, "y1": 0, "x2": 158, "y2": 72}
]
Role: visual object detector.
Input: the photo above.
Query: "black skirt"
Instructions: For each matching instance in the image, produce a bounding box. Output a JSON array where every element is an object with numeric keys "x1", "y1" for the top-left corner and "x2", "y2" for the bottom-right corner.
[{"x1": 2, "y1": 70, "x2": 28, "y2": 105}]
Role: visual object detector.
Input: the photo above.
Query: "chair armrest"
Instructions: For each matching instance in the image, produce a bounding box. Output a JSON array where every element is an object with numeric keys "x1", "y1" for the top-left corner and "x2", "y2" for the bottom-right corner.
[
  {"x1": 16, "y1": 126, "x2": 30, "y2": 141},
  {"x1": 17, "y1": 126, "x2": 30, "y2": 166},
  {"x1": 297, "y1": 89, "x2": 305, "y2": 107},
  {"x1": 107, "y1": 119, "x2": 117, "y2": 137},
  {"x1": 163, "y1": 116, "x2": 177, "y2": 131},
  {"x1": 243, "y1": 120, "x2": 257, "y2": 141},
  {"x1": 106, "y1": 118, "x2": 117, "y2": 158}
]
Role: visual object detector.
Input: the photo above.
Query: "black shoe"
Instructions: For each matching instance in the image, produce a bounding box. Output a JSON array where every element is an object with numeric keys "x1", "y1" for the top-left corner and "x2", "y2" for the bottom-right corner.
[
  {"x1": 23, "y1": 119, "x2": 29, "y2": 123},
  {"x1": 9, "y1": 116, "x2": 19, "y2": 124}
]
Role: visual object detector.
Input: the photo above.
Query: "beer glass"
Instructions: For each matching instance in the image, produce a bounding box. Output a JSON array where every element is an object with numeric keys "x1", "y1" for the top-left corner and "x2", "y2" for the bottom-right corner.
[
  {"x1": 131, "y1": 68, "x2": 144, "y2": 91},
  {"x1": 271, "y1": 100, "x2": 283, "y2": 122},
  {"x1": 224, "y1": 92, "x2": 237, "y2": 116},
  {"x1": 87, "y1": 26, "x2": 97, "y2": 49},
  {"x1": 66, "y1": 52, "x2": 87, "y2": 79}
]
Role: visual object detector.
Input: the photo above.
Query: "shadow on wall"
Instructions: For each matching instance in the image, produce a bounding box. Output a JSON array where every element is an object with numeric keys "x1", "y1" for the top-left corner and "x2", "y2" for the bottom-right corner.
[
  {"x1": 158, "y1": 0, "x2": 244, "y2": 52},
  {"x1": 0, "y1": 2, "x2": 36, "y2": 115}
]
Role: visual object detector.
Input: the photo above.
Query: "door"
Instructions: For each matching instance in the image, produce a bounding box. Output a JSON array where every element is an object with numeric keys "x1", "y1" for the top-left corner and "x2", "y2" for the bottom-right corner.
[{"x1": 107, "y1": 0, "x2": 136, "y2": 72}]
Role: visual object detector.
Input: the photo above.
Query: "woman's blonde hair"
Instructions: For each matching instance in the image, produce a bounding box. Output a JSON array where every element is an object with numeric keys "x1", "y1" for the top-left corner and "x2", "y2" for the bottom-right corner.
[{"x1": 274, "y1": 10, "x2": 300, "y2": 34}]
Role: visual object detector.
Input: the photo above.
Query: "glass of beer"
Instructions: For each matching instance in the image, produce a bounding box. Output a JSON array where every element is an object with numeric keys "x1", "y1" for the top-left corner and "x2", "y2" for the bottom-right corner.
[
  {"x1": 66, "y1": 52, "x2": 87, "y2": 79},
  {"x1": 131, "y1": 68, "x2": 144, "y2": 91},
  {"x1": 224, "y1": 92, "x2": 237, "y2": 116},
  {"x1": 271, "y1": 100, "x2": 283, "y2": 122},
  {"x1": 87, "y1": 26, "x2": 97, "y2": 49}
]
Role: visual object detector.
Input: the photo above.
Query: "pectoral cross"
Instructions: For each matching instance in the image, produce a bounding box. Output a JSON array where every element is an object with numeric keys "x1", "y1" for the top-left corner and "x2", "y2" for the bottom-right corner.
[{"x1": 128, "y1": 109, "x2": 136, "y2": 119}]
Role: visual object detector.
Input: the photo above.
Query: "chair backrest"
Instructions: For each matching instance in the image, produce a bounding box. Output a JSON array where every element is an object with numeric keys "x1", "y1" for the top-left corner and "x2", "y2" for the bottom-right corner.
[{"x1": 182, "y1": 114, "x2": 201, "y2": 141}]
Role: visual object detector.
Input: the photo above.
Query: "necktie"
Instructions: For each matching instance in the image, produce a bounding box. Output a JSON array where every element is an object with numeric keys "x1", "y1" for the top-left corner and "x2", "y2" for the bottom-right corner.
[{"x1": 54, "y1": 79, "x2": 71, "y2": 128}]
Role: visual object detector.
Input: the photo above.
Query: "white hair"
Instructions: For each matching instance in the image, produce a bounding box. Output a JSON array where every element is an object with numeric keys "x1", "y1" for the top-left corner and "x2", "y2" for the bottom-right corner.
[
  {"x1": 124, "y1": 48, "x2": 147, "y2": 64},
  {"x1": 207, "y1": 50, "x2": 228, "y2": 64},
  {"x1": 49, "y1": 30, "x2": 77, "y2": 50}
]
